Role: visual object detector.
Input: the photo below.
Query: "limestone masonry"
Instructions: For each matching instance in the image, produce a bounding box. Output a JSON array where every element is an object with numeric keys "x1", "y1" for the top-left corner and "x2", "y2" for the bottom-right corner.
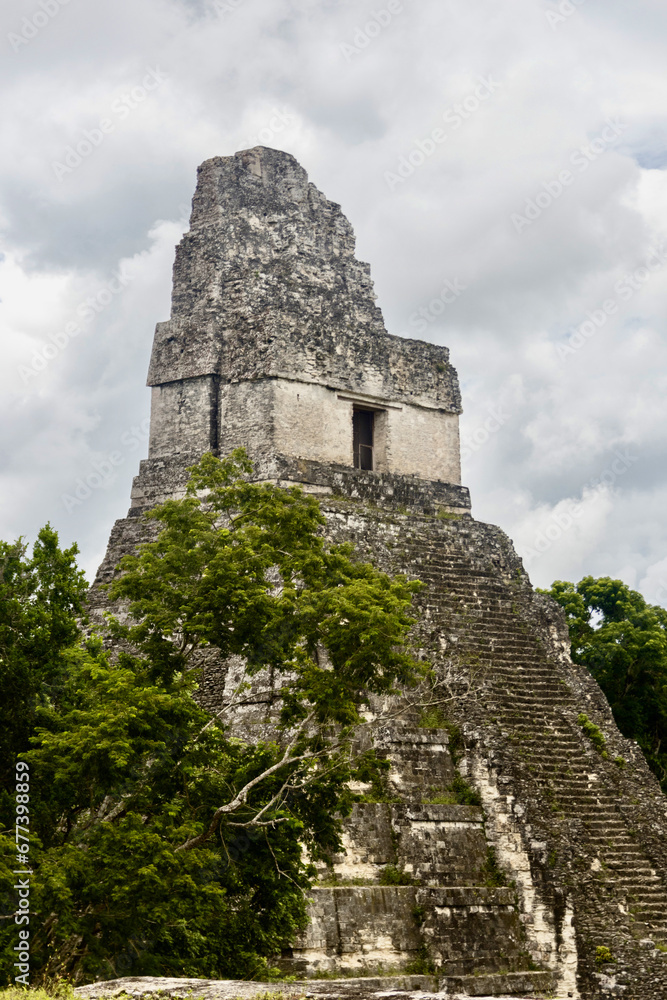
[{"x1": 93, "y1": 147, "x2": 667, "y2": 1000}]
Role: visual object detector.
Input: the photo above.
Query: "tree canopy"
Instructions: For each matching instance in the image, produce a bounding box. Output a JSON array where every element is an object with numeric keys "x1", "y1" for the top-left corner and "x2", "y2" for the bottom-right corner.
[
  {"x1": 0, "y1": 526, "x2": 87, "y2": 786},
  {"x1": 0, "y1": 450, "x2": 425, "y2": 985},
  {"x1": 543, "y1": 576, "x2": 667, "y2": 791}
]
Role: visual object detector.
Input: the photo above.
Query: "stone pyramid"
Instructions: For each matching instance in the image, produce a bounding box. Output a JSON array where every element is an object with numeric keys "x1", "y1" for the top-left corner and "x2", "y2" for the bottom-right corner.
[{"x1": 93, "y1": 147, "x2": 667, "y2": 999}]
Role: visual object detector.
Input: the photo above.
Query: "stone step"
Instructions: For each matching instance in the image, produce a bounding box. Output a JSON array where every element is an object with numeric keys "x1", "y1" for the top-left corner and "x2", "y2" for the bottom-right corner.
[
  {"x1": 529, "y1": 765, "x2": 594, "y2": 773},
  {"x1": 493, "y1": 679, "x2": 567, "y2": 687},
  {"x1": 529, "y1": 740, "x2": 609, "y2": 751},
  {"x1": 606, "y1": 877, "x2": 663, "y2": 889},
  {"x1": 589, "y1": 843, "x2": 649, "y2": 856},
  {"x1": 612, "y1": 873, "x2": 665, "y2": 885},
  {"x1": 585, "y1": 819, "x2": 629, "y2": 828},
  {"x1": 600, "y1": 860, "x2": 656, "y2": 872},
  {"x1": 439, "y1": 970, "x2": 556, "y2": 996},
  {"x1": 631, "y1": 906, "x2": 667, "y2": 920},
  {"x1": 626, "y1": 892, "x2": 667, "y2": 904},
  {"x1": 294, "y1": 975, "x2": 440, "y2": 997}
]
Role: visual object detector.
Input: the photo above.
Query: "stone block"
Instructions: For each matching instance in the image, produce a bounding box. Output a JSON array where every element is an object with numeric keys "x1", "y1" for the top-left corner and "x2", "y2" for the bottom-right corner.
[
  {"x1": 292, "y1": 887, "x2": 421, "y2": 974},
  {"x1": 391, "y1": 805, "x2": 488, "y2": 886},
  {"x1": 418, "y1": 887, "x2": 526, "y2": 975}
]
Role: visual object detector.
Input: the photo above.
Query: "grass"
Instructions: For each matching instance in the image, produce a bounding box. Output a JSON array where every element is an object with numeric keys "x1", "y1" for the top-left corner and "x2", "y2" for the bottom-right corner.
[
  {"x1": 403, "y1": 948, "x2": 436, "y2": 975},
  {"x1": 228, "y1": 993, "x2": 304, "y2": 1000},
  {"x1": 356, "y1": 790, "x2": 400, "y2": 804},
  {"x1": 0, "y1": 988, "x2": 87, "y2": 1000},
  {"x1": 244, "y1": 993, "x2": 305, "y2": 1000},
  {"x1": 424, "y1": 791, "x2": 458, "y2": 805},
  {"x1": 423, "y1": 772, "x2": 482, "y2": 807},
  {"x1": 0, "y1": 986, "x2": 307, "y2": 1000},
  {"x1": 0, "y1": 991, "x2": 214, "y2": 1000}
]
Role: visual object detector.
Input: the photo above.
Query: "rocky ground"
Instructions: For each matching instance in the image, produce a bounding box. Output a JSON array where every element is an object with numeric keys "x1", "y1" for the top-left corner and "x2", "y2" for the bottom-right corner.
[{"x1": 73, "y1": 975, "x2": 555, "y2": 1000}]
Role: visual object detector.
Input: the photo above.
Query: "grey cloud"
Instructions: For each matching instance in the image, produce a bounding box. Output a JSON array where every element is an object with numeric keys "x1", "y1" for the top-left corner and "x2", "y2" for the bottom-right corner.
[{"x1": 1, "y1": 0, "x2": 666, "y2": 604}]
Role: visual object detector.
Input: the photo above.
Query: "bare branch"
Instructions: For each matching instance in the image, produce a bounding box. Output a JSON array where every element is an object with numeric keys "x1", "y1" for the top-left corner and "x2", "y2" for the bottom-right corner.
[{"x1": 175, "y1": 729, "x2": 322, "y2": 851}]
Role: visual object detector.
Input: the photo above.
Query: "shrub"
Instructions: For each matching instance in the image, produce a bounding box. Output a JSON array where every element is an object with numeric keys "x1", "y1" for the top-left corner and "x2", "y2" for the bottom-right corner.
[
  {"x1": 578, "y1": 713, "x2": 607, "y2": 753},
  {"x1": 378, "y1": 864, "x2": 415, "y2": 886}
]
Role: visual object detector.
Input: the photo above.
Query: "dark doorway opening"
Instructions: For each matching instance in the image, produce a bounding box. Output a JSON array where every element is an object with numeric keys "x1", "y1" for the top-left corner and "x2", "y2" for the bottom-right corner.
[{"x1": 353, "y1": 409, "x2": 374, "y2": 470}]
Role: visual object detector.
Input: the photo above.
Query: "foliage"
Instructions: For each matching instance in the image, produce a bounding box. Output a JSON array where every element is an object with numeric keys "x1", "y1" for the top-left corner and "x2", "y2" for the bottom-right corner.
[
  {"x1": 442, "y1": 722, "x2": 465, "y2": 765},
  {"x1": 423, "y1": 791, "x2": 458, "y2": 804},
  {"x1": 403, "y1": 948, "x2": 436, "y2": 975},
  {"x1": 449, "y1": 773, "x2": 482, "y2": 806},
  {"x1": 0, "y1": 987, "x2": 76, "y2": 1000},
  {"x1": 0, "y1": 526, "x2": 87, "y2": 785},
  {"x1": 377, "y1": 864, "x2": 415, "y2": 886},
  {"x1": 435, "y1": 510, "x2": 462, "y2": 522},
  {"x1": 577, "y1": 713, "x2": 607, "y2": 754},
  {"x1": 595, "y1": 945, "x2": 615, "y2": 967},
  {"x1": 478, "y1": 846, "x2": 508, "y2": 888},
  {"x1": 418, "y1": 706, "x2": 447, "y2": 729},
  {"x1": 108, "y1": 450, "x2": 423, "y2": 713},
  {"x1": 541, "y1": 577, "x2": 667, "y2": 791},
  {"x1": 0, "y1": 451, "x2": 426, "y2": 986}
]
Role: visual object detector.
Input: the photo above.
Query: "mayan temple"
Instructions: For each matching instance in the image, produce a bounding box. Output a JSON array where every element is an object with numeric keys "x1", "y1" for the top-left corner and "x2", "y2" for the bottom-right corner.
[{"x1": 92, "y1": 147, "x2": 667, "y2": 999}]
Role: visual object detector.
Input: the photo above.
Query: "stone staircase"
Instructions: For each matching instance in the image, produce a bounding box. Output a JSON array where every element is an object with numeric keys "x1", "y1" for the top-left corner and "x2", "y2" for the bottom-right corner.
[
  {"x1": 401, "y1": 522, "x2": 667, "y2": 971},
  {"x1": 281, "y1": 716, "x2": 555, "y2": 995},
  {"x1": 193, "y1": 503, "x2": 667, "y2": 996}
]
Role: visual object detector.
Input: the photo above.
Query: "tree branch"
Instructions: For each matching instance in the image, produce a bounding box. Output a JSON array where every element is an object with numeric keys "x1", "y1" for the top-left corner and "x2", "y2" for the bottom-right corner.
[{"x1": 175, "y1": 715, "x2": 321, "y2": 851}]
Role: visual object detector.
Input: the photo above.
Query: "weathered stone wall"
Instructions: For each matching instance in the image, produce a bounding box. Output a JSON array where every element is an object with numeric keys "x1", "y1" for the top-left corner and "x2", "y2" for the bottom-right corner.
[
  {"x1": 214, "y1": 379, "x2": 462, "y2": 483},
  {"x1": 148, "y1": 376, "x2": 219, "y2": 458},
  {"x1": 113, "y1": 455, "x2": 471, "y2": 527},
  {"x1": 292, "y1": 886, "x2": 422, "y2": 975},
  {"x1": 145, "y1": 147, "x2": 462, "y2": 482}
]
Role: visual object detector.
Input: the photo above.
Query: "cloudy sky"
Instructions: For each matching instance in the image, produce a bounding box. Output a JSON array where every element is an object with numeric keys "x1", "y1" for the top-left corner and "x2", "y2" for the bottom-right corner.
[{"x1": 1, "y1": 0, "x2": 666, "y2": 605}]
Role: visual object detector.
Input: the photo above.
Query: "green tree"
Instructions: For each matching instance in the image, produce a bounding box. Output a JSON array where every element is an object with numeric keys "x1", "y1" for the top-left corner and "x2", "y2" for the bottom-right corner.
[
  {"x1": 1, "y1": 451, "x2": 424, "y2": 985},
  {"x1": 0, "y1": 525, "x2": 87, "y2": 784},
  {"x1": 543, "y1": 576, "x2": 667, "y2": 790}
]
